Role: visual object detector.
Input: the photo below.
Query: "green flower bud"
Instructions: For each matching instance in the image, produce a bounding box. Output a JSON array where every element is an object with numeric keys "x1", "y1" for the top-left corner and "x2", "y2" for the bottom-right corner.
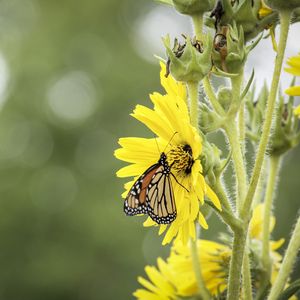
[
  {"x1": 201, "y1": 138, "x2": 231, "y2": 185},
  {"x1": 199, "y1": 102, "x2": 222, "y2": 134},
  {"x1": 246, "y1": 83, "x2": 300, "y2": 155},
  {"x1": 270, "y1": 94, "x2": 300, "y2": 156},
  {"x1": 208, "y1": 0, "x2": 278, "y2": 41},
  {"x1": 172, "y1": 0, "x2": 215, "y2": 15},
  {"x1": 245, "y1": 83, "x2": 268, "y2": 144},
  {"x1": 217, "y1": 87, "x2": 232, "y2": 111},
  {"x1": 163, "y1": 34, "x2": 213, "y2": 82},
  {"x1": 265, "y1": 0, "x2": 300, "y2": 11},
  {"x1": 212, "y1": 23, "x2": 247, "y2": 74}
]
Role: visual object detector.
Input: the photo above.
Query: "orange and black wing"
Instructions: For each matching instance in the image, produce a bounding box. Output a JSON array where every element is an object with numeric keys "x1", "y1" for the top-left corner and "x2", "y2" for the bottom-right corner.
[
  {"x1": 124, "y1": 163, "x2": 160, "y2": 216},
  {"x1": 146, "y1": 165, "x2": 176, "y2": 224}
]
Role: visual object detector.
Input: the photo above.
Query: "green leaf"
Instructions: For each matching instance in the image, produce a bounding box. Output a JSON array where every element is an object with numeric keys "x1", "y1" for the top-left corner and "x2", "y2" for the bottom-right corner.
[
  {"x1": 240, "y1": 69, "x2": 254, "y2": 100},
  {"x1": 278, "y1": 279, "x2": 300, "y2": 300}
]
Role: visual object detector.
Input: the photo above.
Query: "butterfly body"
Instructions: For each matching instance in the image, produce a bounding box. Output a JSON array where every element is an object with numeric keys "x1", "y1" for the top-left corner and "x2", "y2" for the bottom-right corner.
[{"x1": 124, "y1": 152, "x2": 177, "y2": 224}]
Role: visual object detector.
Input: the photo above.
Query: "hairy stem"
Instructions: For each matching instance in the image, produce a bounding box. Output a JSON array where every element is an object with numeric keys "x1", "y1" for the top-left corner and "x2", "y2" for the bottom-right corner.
[
  {"x1": 192, "y1": 14, "x2": 203, "y2": 40},
  {"x1": 203, "y1": 77, "x2": 225, "y2": 115},
  {"x1": 209, "y1": 179, "x2": 242, "y2": 232},
  {"x1": 227, "y1": 227, "x2": 247, "y2": 300},
  {"x1": 243, "y1": 247, "x2": 253, "y2": 300},
  {"x1": 239, "y1": 104, "x2": 246, "y2": 155},
  {"x1": 187, "y1": 81, "x2": 199, "y2": 127},
  {"x1": 267, "y1": 215, "x2": 300, "y2": 300},
  {"x1": 226, "y1": 70, "x2": 252, "y2": 299},
  {"x1": 225, "y1": 123, "x2": 247, "y2": 214},
  {"x1": 241, "y1": 10, "x2": 292, "y2": 219},
  {"x1": 190, "y1": 235, "x2": 211, "y2": 300},
  {"x1": 261, "y1": 155, "x2": 281, "y2": 289}
]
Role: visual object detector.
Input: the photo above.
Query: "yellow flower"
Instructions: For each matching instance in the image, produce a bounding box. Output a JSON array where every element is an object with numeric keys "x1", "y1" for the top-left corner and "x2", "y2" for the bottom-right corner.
[
  {"x1": 168, "y1": 240, "x2": 230, "y2": 297},
  {"x1": 133, "y1": 204, "x2": 287, "y2": 299},
  {"x1": 285, "y1": 52, "x2": 300, "y2": 96},
  {"x1": 134, "y1": 240, "x2": 230, "y2": 300},
  {"x1": 115, "y1": 63, "x2": 221, "y2": 245}
]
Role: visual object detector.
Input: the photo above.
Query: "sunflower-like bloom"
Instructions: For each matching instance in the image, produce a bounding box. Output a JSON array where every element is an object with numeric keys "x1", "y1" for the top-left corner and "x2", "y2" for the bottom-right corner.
[
  {"x1": 115, "y1": 63, "x2": 221, "y2": 245},
  {"x1": 285, "y1": 52, "x2": 300, "y2": 96},
  {"x1": 133, "y1": 204, "x2": 286, "y2": 299}
]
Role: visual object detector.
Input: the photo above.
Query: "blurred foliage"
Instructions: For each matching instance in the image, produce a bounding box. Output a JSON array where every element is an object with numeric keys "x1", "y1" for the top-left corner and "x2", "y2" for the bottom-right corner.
[{"x1": 0, "y1": 0, "x2": 298, "y2": 299}]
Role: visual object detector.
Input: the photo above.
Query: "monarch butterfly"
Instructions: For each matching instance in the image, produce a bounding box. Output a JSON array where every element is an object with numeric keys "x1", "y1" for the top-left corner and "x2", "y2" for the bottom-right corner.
[{"x1": 124, "y1": 152, "x2": 177, "y2": 224}]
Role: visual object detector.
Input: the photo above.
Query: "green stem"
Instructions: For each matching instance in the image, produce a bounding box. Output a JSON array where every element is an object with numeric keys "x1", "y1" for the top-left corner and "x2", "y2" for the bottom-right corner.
[
  {"x1": 252, "y1": 158, "x2": 267, "y2": 208},
  {"x1": 261, "y1": 155, "x2": 281, "y2": 289},
  {"x1": 243, "y1": 245, "x2": 253, "y2": 300},
  {"x1": 267, "y1": 215, "x2": 300, "y2": 300},
  {"x1": 241, "y1": 10, "x2": 292, "y2": 219},
  {"x1": 187, "y1": 81, "x2": 199, "y2": 128},
  {"x1": 208, "y1": 179, "x2": 243, "y2": 232},
  {"x1": 186, "y1": 24, "x2": 210, "y2": 295},
  {"x1": 225, "y1": 123, "x2": 247, "y2": 214},
  {"x1": 203, "y1": 77, "x2": 225, "y2": 115},
  {"x1": 239, "y1": 104, "x2": 246, "y2": 155},
  {"x1": 227, "y1": 227, "x2": 247, "y2": 300},
  {"x1": 228, "y1": 71, "x2": 244, "y2": 117},
  {"x1": 192, "y1": 14, "x2": 203, "y2": 40},
  {"x1": 190, "y1": 236, "x2": 211, "y2": 300}
]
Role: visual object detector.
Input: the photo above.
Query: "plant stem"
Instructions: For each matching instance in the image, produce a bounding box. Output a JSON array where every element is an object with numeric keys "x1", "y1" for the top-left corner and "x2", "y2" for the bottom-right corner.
[
  {"x1": 225, "y1": 122, "x2": 247, "y2": 214},
  {"x1": 226, "y1": 70, "x2": 252, "y2": 299},
  {"x1": 267, "y1": 215, "x2": 300, "y2": 300},
  {"x1": 241, "y1": 10, "x2": 292, "y2": 219},
  {"x1": 228, "y1": 71, "x2": 244, "y2": 117},
  {"x1": 243, "y1": 246, "x2": 253, "y2": 300},
  {"x1": 209, "y1": 179, "x2": 243, "y2": 232},
  {"x1": 192, "y1": 14, "x2": 203, "y2": 40},
  {"x1": 261, "y1": 155, "x2": 281, "y2": 289},
  {"x1": 190, "y1": 237, "x2": 211, "y2": 300},
  {"x1": 187, "y1": 81, "x2": 199, "y2": 127},
  {"x1": 203, "y1": 77, "x2": 225, "y2": 115},
  {"x1": 239, "y1": 104, "x2": 246, "y2": 155},
  {"x1": 252, "y1": 158, "x2": 267, "y2": 208},
  {"x1": 227, "y1": 227, "x2": 247, "y2": 300},
  {"x1": 186, "y1": 32, "x2": 210, "y2": 296}
]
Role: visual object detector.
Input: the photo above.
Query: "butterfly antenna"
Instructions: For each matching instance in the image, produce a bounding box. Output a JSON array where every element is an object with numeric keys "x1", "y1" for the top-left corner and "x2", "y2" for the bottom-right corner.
[
  {"x1": 154, "y1": 136, "x2": 161, "y2": 155},
  {"x1": 163, "y1": 132, "x2": 178, "y2": 153}
]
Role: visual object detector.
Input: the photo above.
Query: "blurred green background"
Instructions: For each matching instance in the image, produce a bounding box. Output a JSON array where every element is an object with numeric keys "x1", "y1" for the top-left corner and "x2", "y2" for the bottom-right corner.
[{"x1": 0, "y1": 0, "x2": 299, "y2": 299}]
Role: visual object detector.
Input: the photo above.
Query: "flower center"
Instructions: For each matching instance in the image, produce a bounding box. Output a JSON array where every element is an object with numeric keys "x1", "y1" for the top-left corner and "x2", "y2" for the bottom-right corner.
[{"x1": 168, "y1": 144, "x2": 194, "y2": 175}]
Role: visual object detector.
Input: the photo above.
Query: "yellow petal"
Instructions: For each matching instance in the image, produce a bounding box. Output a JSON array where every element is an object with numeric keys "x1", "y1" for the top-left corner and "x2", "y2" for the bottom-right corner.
[
  {"x1": 133, "y1": 289, "x2": 167, "y2": 300},
  {"x1": 198, "y1": 211, "x2": 208, "y2": 229},
  {"x1": 285, "y1": 85, "x2": 300, "y2": 96},
  {"x1": 145, "y1": 266, "x2": 175, "y2": 296},
  {"x1": 159, "y1": 61, "x2": 187, "y2": 102},
  {"x1": 158, "y1": 224, "x2": 168, "y2": 235},
  {"x1": 132, "y1": 105, "x2": 174, "y2": 141},
  {"x1": 143, "y1": 217, "x2": 158, "y2": 227},
  {"x1": 116, "y1": 163, "x2": 149, "y2": 178},
  {"x1": 137, "y1": 276, "x2": 159, "y2": 294},
  {"x1": 285, "y1": 53, "x2": 300, "y2": 76},
  {"x1": 162, "y1": 221, "x2": 179, "y2": 245},
  {"x1": 294, "y1": 105, "x2": 300, "y2": 118},
  {"x1": 206, "y1": 184, "x2": 221, "y2": 211},
  {"x1": 271, "y1": 238, "x2": 285, "y2": 250}
]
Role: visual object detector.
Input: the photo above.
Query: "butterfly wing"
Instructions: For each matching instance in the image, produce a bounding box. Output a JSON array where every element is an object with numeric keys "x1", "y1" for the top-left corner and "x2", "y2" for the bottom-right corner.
[
  {"x1": 124, "y1": 163, "x2": 160, "y2": 216},
  {"x1": 146, "y1": 165, "x2": 177, "y2": 224}
]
